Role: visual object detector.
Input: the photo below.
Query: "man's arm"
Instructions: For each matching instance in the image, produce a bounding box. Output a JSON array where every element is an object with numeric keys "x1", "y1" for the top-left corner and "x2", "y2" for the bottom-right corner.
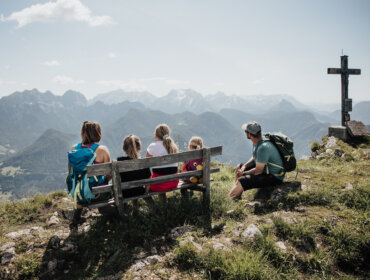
[
  {"x1": 236, "y1": 156, "x2": 254, "y2": 178},
  {"x1": 240, "y1": 157, "x2": 255, "y2": 172},
  {"x1": 243, "y1": 162, "x2": 265, "y2": 175}
]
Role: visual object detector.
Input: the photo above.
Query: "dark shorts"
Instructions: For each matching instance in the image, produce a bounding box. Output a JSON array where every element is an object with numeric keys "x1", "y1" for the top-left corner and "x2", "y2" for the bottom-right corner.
[{"x1": 238, "y1": 173, "x2": 282, "y2": 191}]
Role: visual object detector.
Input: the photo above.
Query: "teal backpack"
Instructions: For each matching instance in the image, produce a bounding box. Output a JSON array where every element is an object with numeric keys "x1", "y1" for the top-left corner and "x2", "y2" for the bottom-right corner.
[{"x1": 66, "y1": 143, "x2": 105, "y2": 206}]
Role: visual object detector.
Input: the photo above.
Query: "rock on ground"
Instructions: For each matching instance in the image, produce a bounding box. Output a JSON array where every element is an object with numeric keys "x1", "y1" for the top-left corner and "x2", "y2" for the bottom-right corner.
[{"x1": 241, "y1": 224, "x2": 262, "y2": 239}]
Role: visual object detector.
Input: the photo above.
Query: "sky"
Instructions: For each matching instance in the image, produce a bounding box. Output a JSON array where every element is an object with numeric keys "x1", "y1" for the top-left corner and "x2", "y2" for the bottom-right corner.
[{"x1": 0, "y1": 0, "x2": 369, "y2": 105}]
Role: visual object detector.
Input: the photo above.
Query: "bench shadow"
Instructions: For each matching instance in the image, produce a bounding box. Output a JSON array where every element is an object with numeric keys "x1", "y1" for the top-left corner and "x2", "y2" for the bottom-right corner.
[
  {"x1": 250, "y1": 181, "x2": 302, "y2": 215},
  {"x1": 39, "y1": 193, "x2": 210, "y2": 279}
]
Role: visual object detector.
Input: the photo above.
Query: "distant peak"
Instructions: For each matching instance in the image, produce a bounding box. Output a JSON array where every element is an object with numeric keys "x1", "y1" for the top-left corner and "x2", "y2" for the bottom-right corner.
[{"x1": 63, "y1": 89, "x2": 83, "y2": 95}]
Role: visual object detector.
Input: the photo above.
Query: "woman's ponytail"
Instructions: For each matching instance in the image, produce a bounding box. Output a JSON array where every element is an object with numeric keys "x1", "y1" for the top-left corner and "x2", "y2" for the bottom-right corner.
[{"x1": 155, "y1": 124, "x2": 178, "y2": 154}]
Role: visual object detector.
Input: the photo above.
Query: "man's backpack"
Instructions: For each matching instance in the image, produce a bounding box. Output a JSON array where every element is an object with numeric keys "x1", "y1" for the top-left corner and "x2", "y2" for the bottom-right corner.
[
  {"x1": 263, "y1": 132, "x2": 297, "y2": 173},
  {"x1": 66, "y1": 143, "x2": 105, "y2": 206}
]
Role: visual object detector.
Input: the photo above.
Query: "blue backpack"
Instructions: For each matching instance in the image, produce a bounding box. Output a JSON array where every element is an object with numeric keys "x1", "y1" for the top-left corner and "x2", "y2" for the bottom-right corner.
[{"x1": 66, "y1": 143, "x2": 105, "y2": 206}]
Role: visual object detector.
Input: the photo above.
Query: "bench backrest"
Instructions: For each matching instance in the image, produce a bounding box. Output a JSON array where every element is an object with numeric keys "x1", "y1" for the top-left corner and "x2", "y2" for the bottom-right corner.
[{"x1": 86, "y1": 146, "x2": 222, "y2": 215}]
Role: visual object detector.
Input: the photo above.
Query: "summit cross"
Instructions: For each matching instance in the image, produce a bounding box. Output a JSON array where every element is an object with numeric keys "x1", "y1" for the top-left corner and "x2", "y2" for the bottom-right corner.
[{"x1": 328, "y1": 55, "x2": 361, "y2": 126}]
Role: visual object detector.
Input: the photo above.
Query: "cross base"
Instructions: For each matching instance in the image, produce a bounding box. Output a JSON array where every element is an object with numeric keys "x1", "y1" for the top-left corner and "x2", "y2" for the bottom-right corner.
[{"x1": 328, "y1": 126, "x2": 348, "y2": 142}]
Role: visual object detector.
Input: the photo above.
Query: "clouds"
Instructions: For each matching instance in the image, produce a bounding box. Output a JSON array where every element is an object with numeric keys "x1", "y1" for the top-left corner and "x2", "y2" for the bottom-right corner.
[
  {"x1": 108, "y1": 52, "x2": 119, "y2": 59},
  {"x1": 43, "y1": 60, "x2": 60, "y2": 66},
  {"x1": 1, "y1": 0, "x2": 114, "y2": 28},
  {"x1": 97, "y1": 80, "x2": 148, "y2": 92},
  {"x1": 52, "y1": 75, "x2": 84, "y2": 85},
  {"x1": 96, "y1": 77, "x2": 190, "y2": 92},
  {"x1": 140, "y1": 77, "x2": 190, "y2": 85}
]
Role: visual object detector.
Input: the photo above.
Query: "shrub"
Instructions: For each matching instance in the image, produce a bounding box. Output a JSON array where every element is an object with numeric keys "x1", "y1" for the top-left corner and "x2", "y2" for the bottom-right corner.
[
  {"x1": 173, "y1": 243, "x2": 202, "y2": 270},
  {"x1": 1, "y1": 195, "x2": 53, "y2": 224},
  {"x1": 310, "y1": 141, "x2": 320, "y2": 152},
  {"x1": 342, "y1": 153, "x2": 354, "y2": 162},
  {"x1": 339, "y1": 187, "x2": 370, "y2": 211},
  {"x1": 252, "y1": 233, "x2": 294, "y2": 274},
  {"x1": 273, "y1": 217, "x2": 316, "y2": 252},
  {"x1": 327, "y1": 225, "x2": 370, "y2": 272},
  {"x1": 16, "y1": 252, "x2": 42, "y2": 279},
  {"x1": 202, "y1": 249, "x2": 279, "y2": 280},
  {"x1": 299, "y1": 249, "x2": 331, "y2": 275}
]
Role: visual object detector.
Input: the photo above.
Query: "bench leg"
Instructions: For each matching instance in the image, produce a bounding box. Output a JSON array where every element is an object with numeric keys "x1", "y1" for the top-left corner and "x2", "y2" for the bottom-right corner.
[
  {"x1": 202, "y1": 148, "x2": 211, "y2": 215},
  {"x1": 112, "y1": 160, "x2": 126, "y2": 218}
]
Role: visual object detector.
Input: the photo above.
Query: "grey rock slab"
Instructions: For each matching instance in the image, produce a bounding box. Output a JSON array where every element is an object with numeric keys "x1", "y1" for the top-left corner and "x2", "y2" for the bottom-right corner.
[
  {"x1": 0, "y1": 242, "x2": 15, "y2": 252},
  {"x1": 244, "y1": 201, "x2": 262, "y2": 208},
  {"x1": 179, "y1": 236, "x2": 202, "y2": 252},
  {"x1": 232, "y1": 223, "x2": 244, "y2": 237},
  {"x1": 47, "y1": 259, "x2": 58, "y2": 273},
  {"x1": 325, "y1": 136, "x2": 337, "y2": 148},
  {"x1": 226, "y1": 210, "x2": 235, "y2": 215},
  {"x1": 169, "y1": 226, "x2": 195, "y2": 239},
  {"x1": 301, "y1": 185, "x2": 312, "y2": 191},
  {"x1": 276, "y1": 241, "x2": 287, "y2": 251},
  {"x1": 49, "y1": 235, "x2": 61, "y2": 249},
  {"x1": 343, "y1": 183, "x2": 354, "y2": 191},
  {"x1": 146, "y1": 255, "x2": 163, "y2": 265},
  {"x1": 47, "y1": 215, "x2": 60, "y2": 226},
  {"x1": 241, "y1": 224, "x2": 262, "y2": 239},
  {"x1": 212, "y1": 242, "x2": 232, "y2": 252},
  {"x1": 1, "y1": 248, "x2": 16, "y2": 265}
]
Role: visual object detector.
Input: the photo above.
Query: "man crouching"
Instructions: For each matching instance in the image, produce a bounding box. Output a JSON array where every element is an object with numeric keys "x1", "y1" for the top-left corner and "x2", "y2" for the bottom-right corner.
[{"x1": 229, "y1": 121, "x2": 284, "y2": 200}]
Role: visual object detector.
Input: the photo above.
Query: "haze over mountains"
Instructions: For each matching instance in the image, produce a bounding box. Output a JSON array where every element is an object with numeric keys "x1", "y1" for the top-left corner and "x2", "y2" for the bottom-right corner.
[{"x1": 0, "y1": 88, "x2": 368, "y2": 200}]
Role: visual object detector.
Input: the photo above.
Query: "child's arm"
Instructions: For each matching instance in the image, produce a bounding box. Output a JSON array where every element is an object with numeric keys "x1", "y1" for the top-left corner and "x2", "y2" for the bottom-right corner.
[{"x1": 181, "y1": 162, "x2": 187, "y2": 172}]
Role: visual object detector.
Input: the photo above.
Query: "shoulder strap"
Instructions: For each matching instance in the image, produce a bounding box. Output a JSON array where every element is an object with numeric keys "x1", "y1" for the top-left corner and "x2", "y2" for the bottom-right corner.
[{"x1": 90, "y1": 143, "x2": 99, "y2": 152}]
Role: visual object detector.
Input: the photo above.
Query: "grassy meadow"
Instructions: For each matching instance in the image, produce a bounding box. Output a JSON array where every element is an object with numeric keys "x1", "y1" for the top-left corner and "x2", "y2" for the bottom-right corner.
[{"x1": 0, "y1": 136, "x2": 369, "y2": 279}]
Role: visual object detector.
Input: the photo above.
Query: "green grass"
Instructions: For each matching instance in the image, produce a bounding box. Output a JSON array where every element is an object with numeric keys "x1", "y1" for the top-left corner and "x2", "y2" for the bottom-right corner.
[
  {"x1": 0, "y1": 195, "x2": 53, "y2": 225},
  {"x1": 16, "y1": 252, "x2": 42, "y2": 279},
  {"x1": 0, "y1": 136, "x2": 369, "y2": 279},
  {"x1": 173, "y1": 243, "x2": 282, "y2": 280}
]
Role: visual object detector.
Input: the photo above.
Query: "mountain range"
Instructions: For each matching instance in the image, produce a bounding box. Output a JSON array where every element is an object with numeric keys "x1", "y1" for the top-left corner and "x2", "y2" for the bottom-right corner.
[
  {"x1": 0, "y1": 88, "x2": 368, "y2": 200},
  {"x1": 90, "y1": 88, "x2": 315, "y2": 115}
]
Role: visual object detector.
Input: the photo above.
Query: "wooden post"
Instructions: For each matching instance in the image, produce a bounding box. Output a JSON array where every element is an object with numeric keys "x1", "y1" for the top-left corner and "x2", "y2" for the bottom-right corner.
[
  {"x1": 112, "y1": 160, "x2": 125, "y2": 217},
  {"x1": 202, "y1": 148, "x2": 211, "y2": 214}
]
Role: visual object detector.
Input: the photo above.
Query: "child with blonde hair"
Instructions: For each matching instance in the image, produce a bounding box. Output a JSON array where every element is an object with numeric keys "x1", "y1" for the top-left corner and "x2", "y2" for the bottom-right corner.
[
  {"x1": 146, "y1": 124, "x2": 179, "y2": 192},
  {"x1": 182, "y1": 136, "x2": 204, "y2": 184},
  {"x1": 117, "y1": 135, "x2": 151, "y2": 202}
]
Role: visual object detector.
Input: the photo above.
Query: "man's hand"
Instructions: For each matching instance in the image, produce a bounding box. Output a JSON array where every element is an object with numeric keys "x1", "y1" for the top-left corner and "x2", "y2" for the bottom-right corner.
[{"x1": 235, "y1": 163, "x2": 246, "y2": 179}]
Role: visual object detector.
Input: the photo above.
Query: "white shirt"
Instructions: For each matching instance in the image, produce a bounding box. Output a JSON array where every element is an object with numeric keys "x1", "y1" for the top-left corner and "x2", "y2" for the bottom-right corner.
[{"x1": 147, "y1": 141, "x2": 178, "y2": 168}]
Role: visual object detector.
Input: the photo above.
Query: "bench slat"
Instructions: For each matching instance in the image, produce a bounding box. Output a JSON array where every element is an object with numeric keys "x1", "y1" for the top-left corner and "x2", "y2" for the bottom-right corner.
[
  {"x1": 86, "y1": 162, "x2": 112, "y2": 177},
  {"x1": 91, "y1": 184, "x2": 113, "y2": 195},
  {"x1": 90, "y1": 169, "x2": 220, "y2": 194},
  {"x1": 87, "y1": 146, "x2": 222, "y2": 176},
  {"x1": 120, "y1": 168, "x2": 220, "y2": 190},
  {"x1": 118, "y1": 146, "x2": 222, "y2": 172},
  {"x1": 87, "y1": 199, "x2": 115, "y2": 209},
  {"x1": 121, "y1": 182, "x2": 201, "y2": 202}
]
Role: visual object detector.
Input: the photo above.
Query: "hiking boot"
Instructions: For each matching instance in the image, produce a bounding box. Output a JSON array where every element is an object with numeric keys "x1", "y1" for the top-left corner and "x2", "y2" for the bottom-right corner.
[{"x1": 68, "y1": 208, "x2": 86, "y2": 230}]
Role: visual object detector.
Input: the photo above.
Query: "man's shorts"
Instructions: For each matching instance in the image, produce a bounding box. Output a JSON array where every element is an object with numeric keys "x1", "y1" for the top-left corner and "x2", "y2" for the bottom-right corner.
[{"x1": 238, "y1": 173, "x2": 282, "y2": 191}]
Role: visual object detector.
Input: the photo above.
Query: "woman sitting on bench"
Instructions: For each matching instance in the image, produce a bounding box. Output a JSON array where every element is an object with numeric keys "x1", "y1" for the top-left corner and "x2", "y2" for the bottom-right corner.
[{"x1": 146, "y1": 124, "x2": 179, "y2": 197}]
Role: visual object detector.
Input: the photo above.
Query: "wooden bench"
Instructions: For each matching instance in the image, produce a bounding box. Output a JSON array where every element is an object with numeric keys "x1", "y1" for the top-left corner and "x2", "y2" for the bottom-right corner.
[{"x1": 85, "y1": 146, "x2": 222, "y2": 217}]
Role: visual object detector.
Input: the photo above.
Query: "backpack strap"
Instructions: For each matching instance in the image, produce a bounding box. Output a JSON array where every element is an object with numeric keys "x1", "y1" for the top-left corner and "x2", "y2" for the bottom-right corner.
[
  {"x1": 266, "y1": 162, "x2": 285, "y2": 177},
  {"x1": 90, "y1": 143, "x2": 99, "y2": 152}
]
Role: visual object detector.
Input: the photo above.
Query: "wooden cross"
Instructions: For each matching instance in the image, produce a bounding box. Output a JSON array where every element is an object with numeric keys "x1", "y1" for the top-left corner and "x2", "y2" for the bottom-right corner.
[{"x1": 328, "y1": 55, "x2": 361, "y2": 126}]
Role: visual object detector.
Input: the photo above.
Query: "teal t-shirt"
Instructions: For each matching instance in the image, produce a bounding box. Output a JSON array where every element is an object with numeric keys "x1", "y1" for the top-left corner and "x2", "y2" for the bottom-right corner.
[{"x1": 253, "y1": 140, "x2": 285, "y2": 180}]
